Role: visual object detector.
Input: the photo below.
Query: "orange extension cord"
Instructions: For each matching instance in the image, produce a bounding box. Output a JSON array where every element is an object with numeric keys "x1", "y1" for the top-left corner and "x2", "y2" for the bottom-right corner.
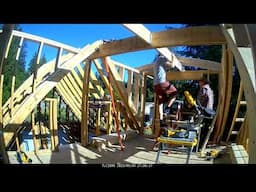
[{"x1": 103, "y1": 57, "x2": 124, "y2": 150}]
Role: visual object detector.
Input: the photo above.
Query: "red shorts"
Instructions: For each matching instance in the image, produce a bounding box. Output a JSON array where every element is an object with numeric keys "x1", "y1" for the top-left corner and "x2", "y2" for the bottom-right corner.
[{"x1": 154, "y1": 81, "x2": 177, "y2": 104}]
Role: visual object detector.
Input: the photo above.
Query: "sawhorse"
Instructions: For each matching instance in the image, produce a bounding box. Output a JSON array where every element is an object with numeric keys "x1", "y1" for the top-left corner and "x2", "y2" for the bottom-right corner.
[{"x1": 155, "y1": 131, "x2": 197, "y2": 164}]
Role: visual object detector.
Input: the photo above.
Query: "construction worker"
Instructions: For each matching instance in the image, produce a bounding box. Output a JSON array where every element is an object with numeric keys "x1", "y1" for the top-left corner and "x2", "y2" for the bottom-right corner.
[
  {"x1": 197, "y1": 76, "x2": 214, "y2": 110},
  {"x1": 197, "y1": 76, "x2": 215, "y2": 149},
  {"x1": 153, "y1": 54, "x2": 177, "y2": 121}
]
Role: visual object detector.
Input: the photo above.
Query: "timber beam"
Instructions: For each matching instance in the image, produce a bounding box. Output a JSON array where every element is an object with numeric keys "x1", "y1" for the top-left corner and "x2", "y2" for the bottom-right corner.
[
  {"x1": 123, "y1": 24, "x2": 183, "y2": 71},
  {"x1": 89, "y1": 26, "x2": 226, "y2": 59}
]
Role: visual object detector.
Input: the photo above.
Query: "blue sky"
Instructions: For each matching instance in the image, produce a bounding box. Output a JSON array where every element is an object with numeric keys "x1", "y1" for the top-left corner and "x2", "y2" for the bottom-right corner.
[{"x1": 20, "y1": 24, "x2": 184, "y2": 69}]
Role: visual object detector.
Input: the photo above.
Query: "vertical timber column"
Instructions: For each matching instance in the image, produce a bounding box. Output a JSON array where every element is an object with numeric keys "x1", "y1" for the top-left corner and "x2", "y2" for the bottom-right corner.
[
  {"x1": 30, "y1": 41, "x2": 44, "y2": 148},
  {"x1": 0, "y1": 24, "x2": 14, "y2": 164},
  {"x1": 153, "y1": 92, "x2": 160, "y2": 137},
  {"x1": 134, "y1": 73, "x2": 139, "y2": 112},
  {"x1": 81, "y1": 61, "x2": 91, "y2": 146},
  {"x1": 213, "y1": 45, "x2": 227, "y2": 142},
  {"x1": 106, "y1": 102, "x2": 112, "y2": 134},
  {"x1": 31, "y1": 110, "x2": 38, "y2": 153},
  {"x1": 140, "y1": 73, "x2": 147, "y2": 134},
  {"x1": 127, "y1": 70, "x2": 133, "y2": 106},
  {"x1": 244, "y1": 24, "x2": 256, "y2": 163},
  {"x1": 217, "y1": 46, "x2": 233, "y2": 142},
  {"x1": 46, "y1": 98, "x2": 58, "y2": 152},
  {"x1": 58, "y1": 96, "x2": 62, "y2": 121}
]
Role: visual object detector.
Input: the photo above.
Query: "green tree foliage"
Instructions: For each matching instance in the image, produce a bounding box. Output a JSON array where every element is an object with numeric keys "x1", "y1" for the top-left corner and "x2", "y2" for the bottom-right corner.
[
  {"x1": 1, "y1": 24, "x2": 29, "y2": 104},
  {"x1": 27, "y1": 52, "x2": 47, "y2": 74}
]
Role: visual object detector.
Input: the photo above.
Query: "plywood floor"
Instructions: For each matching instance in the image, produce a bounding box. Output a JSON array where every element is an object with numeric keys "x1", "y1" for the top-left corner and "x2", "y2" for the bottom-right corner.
[{"x1": 7, "y1": 135, "x2": 214, "y2": 164}]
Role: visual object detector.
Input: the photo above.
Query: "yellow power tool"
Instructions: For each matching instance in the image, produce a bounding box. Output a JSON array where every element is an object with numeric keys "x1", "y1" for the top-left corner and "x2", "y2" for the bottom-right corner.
[{"x1": 184, "y1": 91, "x2": 196, "y2": 107}]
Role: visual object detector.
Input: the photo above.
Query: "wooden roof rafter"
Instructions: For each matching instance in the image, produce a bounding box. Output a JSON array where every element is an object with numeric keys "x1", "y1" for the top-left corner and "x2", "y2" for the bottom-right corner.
[{"x1": 123, "y1": 24, "x2": 183, "y2": 71}]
